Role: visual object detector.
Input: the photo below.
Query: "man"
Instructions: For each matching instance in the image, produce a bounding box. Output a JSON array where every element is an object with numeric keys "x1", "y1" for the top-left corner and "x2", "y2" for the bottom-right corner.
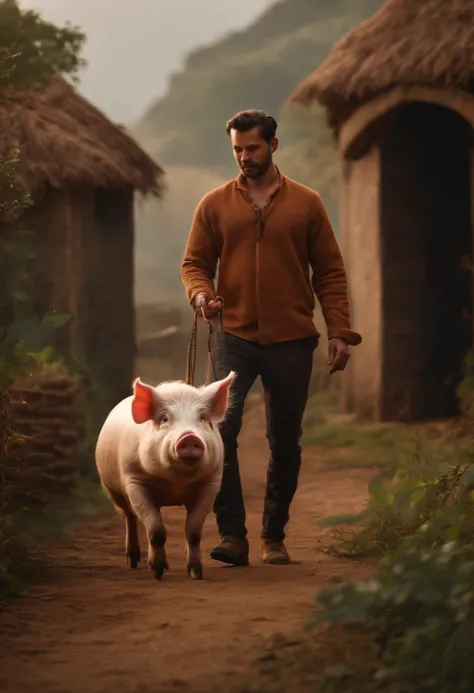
[{"x1": 181, "y1": 109, "x2": 362, "y2": 567}]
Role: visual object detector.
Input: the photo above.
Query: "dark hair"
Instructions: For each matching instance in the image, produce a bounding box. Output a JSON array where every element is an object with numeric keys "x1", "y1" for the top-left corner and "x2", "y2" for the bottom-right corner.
[{"x1": 225, "y1": 109, "x2": 277, "y2": 142}]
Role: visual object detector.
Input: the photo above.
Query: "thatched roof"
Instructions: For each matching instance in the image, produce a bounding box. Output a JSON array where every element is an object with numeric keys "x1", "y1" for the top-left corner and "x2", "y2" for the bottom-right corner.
[
  {"x1": 0, "y1": 78, "x2": 164, "y2": 195},
  {"x1": 289, "y1": 0, "x2": 474, "y2": 128}
]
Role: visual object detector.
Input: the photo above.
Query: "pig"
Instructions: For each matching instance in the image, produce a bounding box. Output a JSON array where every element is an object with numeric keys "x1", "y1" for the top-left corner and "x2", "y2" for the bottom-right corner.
[{"x1": 95, "y1": 371, "x2": 235, "y2": 580}]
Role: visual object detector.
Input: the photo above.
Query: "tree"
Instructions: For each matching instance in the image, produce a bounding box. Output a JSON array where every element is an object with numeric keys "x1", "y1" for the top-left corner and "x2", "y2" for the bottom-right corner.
[
  {"x1": 0, "y1": 0, "x2": 86, "y2": 91},
  {"x1": 0, "y1": 0, "x2": 87, "y2": 385}
]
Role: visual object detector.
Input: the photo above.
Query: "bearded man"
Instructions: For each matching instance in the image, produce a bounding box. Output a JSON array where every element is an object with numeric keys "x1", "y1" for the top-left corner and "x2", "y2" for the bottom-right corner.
[{"x1": 181, "y1": 109, "x2": 362, "y2": 567}]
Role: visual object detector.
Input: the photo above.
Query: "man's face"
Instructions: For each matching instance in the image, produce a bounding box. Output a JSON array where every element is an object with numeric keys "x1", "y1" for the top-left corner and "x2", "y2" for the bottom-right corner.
[{"x1": 230, "y1": 127, "x2": 278, "y2": 179}]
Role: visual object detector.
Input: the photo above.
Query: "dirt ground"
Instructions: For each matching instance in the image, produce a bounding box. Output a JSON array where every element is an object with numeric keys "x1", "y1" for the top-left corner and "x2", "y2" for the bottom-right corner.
[{"x1": 0, "y1": 403, "x2": 374, "y2": 693}]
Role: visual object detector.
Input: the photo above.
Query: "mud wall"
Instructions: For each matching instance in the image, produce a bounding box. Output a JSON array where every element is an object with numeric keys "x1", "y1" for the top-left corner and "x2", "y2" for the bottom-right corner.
[
  {"x1": 338, "y1": 87, "x2": 474, "y2": 423},
  {"x1": 339, "y1": 146, "x2": 382, "y2": 420},
  {"x1": 28, "y1": 185, "x2": 136, "y2": 412}
]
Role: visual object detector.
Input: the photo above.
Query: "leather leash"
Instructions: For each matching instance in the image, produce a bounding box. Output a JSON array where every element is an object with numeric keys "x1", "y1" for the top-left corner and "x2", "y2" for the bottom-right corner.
[{"x1": 185, "y1": 298, "x2": 227, "y2": 387}]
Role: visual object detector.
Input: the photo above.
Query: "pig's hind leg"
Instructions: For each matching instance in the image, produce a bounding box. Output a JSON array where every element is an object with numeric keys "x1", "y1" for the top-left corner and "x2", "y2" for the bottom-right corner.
[
  {"x1": 185, "y1": 480, "x2": 221, "y2": 580},
  {"x1": 105, "y1": 486, "x2": 141, "y2": 569}
]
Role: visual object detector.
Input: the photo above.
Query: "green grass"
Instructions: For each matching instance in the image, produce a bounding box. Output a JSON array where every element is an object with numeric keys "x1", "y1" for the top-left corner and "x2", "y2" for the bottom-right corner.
[
  {"x1": 305, "y1": 420, "x2": 403, "y2": 450},
  {"x1": 305, "y1": 422, "x2": 462, "y2": 471},
  {"x1": 302, "y1": 390, "x2": 470, "y2": 472}
]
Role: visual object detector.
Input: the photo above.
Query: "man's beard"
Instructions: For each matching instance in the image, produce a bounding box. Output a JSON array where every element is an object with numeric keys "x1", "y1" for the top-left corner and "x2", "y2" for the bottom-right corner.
[{"x1": 240, "y1": 149, "x2": 272, "y2": 179}]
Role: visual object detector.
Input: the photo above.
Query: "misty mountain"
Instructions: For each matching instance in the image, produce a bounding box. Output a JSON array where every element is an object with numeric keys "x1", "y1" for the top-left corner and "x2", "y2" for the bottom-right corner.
[{"x1": 133, "y1": 0, "x2": 383, "y2": 184}]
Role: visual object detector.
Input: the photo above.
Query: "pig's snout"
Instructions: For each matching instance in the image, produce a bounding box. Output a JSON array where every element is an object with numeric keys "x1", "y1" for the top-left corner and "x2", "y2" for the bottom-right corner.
[{"x1": 175, "y1": 432, "x2": 205, "y2": 461}]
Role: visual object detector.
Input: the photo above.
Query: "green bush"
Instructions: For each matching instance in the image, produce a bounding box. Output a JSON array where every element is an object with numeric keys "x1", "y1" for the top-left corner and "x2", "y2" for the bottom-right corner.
[
  {"x1": 310, "y1": 353, "x2": 474, "y2": 692},
  {"x1": 317, "y1": 540, "x2": 474, "y2": 692},
  {"x1": 321, "y1": 452, "x2": 474, "y2": 554}
]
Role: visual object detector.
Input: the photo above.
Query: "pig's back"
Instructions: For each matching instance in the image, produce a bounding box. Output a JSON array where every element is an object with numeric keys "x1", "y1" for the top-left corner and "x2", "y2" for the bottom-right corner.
[{"x1": 95, "y1": 396, "x2": 141, "y2": 493}]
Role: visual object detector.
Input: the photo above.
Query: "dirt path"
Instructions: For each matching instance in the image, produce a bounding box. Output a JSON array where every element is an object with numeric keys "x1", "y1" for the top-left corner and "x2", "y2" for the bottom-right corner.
[{"x1": 0, "y1": 404, "x2": 373, "y2": 693}]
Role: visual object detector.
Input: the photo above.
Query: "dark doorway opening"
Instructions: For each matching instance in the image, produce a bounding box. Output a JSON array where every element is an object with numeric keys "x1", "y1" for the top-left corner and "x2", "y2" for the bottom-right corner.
[{"x1": 378, "y1": 102, "x2": 472, "y2": 421}]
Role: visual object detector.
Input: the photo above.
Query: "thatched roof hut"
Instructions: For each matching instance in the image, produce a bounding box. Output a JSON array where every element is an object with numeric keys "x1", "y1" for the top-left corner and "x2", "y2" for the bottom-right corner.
[
  {"x1": 287, "y1": 0, "x2": 474, "y2": 424},
  {"x1": 289, "y1": 0, "x2": 474, "y2": 130},
  {"x1": 0, "y1": 78, "x2": 165, "y2": 410},
  {"x1": 0, "y1": 77, "x2": 164, "y2": 195}
]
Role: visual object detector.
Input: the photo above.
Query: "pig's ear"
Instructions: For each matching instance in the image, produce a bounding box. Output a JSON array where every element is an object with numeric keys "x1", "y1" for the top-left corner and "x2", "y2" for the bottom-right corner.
[
  {"x1": 203, "y1": 371, "x2": 235, "y2": 421},
  {"x1": 131, "y1": 378, "x2": 159, "y2": 424}
]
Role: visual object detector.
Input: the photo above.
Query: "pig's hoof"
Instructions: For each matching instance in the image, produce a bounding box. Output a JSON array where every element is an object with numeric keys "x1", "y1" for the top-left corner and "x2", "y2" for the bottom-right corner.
[
  {"x1": 152, "y1": 563, "x2": 166, "y2": 580},
  {"x1": 127, "y1": 548, "x2": 141, "y2": 569},
  {"x1": 187, "y1": 563, "x2": 203, "y2": 580}
]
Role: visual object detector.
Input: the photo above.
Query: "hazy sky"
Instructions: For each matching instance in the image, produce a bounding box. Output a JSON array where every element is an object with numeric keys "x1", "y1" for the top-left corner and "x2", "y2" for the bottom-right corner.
[{"x1": 20, "y1": 0, "x2": 273, "y2": 124}]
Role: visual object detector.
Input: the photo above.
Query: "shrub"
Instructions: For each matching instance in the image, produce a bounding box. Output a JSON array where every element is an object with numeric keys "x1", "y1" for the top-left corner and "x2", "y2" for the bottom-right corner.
[
  {"x1": 319, "y1": 441, "x2": 474, "y2": 558},
  {"x1": 317, "y1": 541, "x2": 474, "y2": 693},
  {"x1": 311, "y1": 352, "x2": 474, "y2": 692}
]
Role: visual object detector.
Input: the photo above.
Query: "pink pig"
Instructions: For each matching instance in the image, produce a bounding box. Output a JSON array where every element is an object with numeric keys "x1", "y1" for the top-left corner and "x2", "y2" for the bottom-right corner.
[{"x1": 95, "y1": 372, "x2": 234, "y2": 580}]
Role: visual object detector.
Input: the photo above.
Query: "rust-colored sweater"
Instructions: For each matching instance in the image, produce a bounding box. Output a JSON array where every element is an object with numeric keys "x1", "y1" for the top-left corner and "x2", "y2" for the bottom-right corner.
[{"x1": 181, "y1": 171, "x2": 362, "y2": 347}]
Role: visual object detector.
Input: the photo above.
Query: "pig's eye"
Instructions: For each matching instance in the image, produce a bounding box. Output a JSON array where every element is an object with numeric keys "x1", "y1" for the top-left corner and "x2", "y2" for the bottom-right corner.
[
  {"x1": 159, "y1": 415, "x2": 169, "y2": 424},
  {"x1": 200, "y1": 413, "x2": 212, "y2": 428}
]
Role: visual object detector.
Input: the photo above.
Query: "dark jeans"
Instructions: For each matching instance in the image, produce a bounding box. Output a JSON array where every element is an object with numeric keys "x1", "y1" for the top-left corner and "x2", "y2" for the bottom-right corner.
[{"x1": 213, "y1": 332, "x2": 316, "y2": 541}]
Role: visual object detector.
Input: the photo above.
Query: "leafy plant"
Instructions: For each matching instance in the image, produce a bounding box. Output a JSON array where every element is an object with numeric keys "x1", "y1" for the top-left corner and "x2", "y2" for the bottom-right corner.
[
  {"x1": 317, "y1": 541, "x2": 474, "y2": 692},
  {"x1": 309, "y1": 391, "x2": 474, "y2": 691},
  {"x1": 320, "y1": 450, "x2": 474, "y2": 557},
  {"x1": 0, "y1": 215, "x2": 73, "y2": 388},
  {"x1": 0, "y1": 0, "x2": 85, "y2": 90}
]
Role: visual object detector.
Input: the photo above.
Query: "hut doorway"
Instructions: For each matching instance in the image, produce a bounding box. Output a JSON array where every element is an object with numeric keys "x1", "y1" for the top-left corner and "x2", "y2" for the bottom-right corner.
[{"x1": 378, "y1": 102, "x2": 473, "y2": 421}]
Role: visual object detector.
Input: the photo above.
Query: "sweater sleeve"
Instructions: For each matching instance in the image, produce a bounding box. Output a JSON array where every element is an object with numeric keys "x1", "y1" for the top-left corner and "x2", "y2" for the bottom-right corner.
[
  {"x1": 181, "y1": 196, "x2": 218, "y2": 305},
  {"x1": 308, "y1": 194, "x2": 362, "y2": 347}
]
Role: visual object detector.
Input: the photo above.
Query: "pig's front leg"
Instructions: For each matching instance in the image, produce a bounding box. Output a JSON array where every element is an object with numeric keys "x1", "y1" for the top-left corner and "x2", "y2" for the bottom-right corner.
[
  {"x1": 125, "y1": 481, "x2": 169, "y2": 580},
  {"x1": 185, "y1": 479, "x2": 221, "y2": 580}
]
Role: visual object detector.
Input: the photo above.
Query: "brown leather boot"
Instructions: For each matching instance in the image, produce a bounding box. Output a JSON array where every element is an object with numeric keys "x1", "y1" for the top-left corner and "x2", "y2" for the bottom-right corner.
[
  {"x1": 261, "y1": 539, "x2": 291, "y2": 564},
  {"x1": 210, "y1": 535, "x2": 249, "y2": 566}
]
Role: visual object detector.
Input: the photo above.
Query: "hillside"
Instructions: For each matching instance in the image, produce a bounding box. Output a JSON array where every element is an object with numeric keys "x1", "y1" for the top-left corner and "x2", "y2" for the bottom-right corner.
[
  {"x1": 133, "y1": 0, "x2": 383, "y2": 193},
  {"x1": 133, "y1": 0, "x2": 384, "y2": 304}
]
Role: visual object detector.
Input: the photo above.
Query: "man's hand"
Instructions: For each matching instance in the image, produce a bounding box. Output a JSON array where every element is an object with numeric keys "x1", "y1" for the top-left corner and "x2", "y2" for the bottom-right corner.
[
  {"x1": 328, "y1": 338, "x2": 350, "y2": 374},
  {"x1": 194, "y1": 292, "x2": 222, "y2": 323}
]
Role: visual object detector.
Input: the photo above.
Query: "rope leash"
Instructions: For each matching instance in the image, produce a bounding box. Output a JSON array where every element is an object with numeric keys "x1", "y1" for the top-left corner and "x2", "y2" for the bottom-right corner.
[
  {"x1": 185, "y1": 309, "x2": 198, "y2": 386},
  {"x1": 185, "y1": 297, "x2": 225, "y2": 387}
]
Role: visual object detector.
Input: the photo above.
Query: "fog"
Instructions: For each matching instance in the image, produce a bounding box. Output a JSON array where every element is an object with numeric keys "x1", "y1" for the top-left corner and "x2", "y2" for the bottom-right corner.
[{"x1": 20, "y1": 0, "x2": 273, "y2": 122}]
